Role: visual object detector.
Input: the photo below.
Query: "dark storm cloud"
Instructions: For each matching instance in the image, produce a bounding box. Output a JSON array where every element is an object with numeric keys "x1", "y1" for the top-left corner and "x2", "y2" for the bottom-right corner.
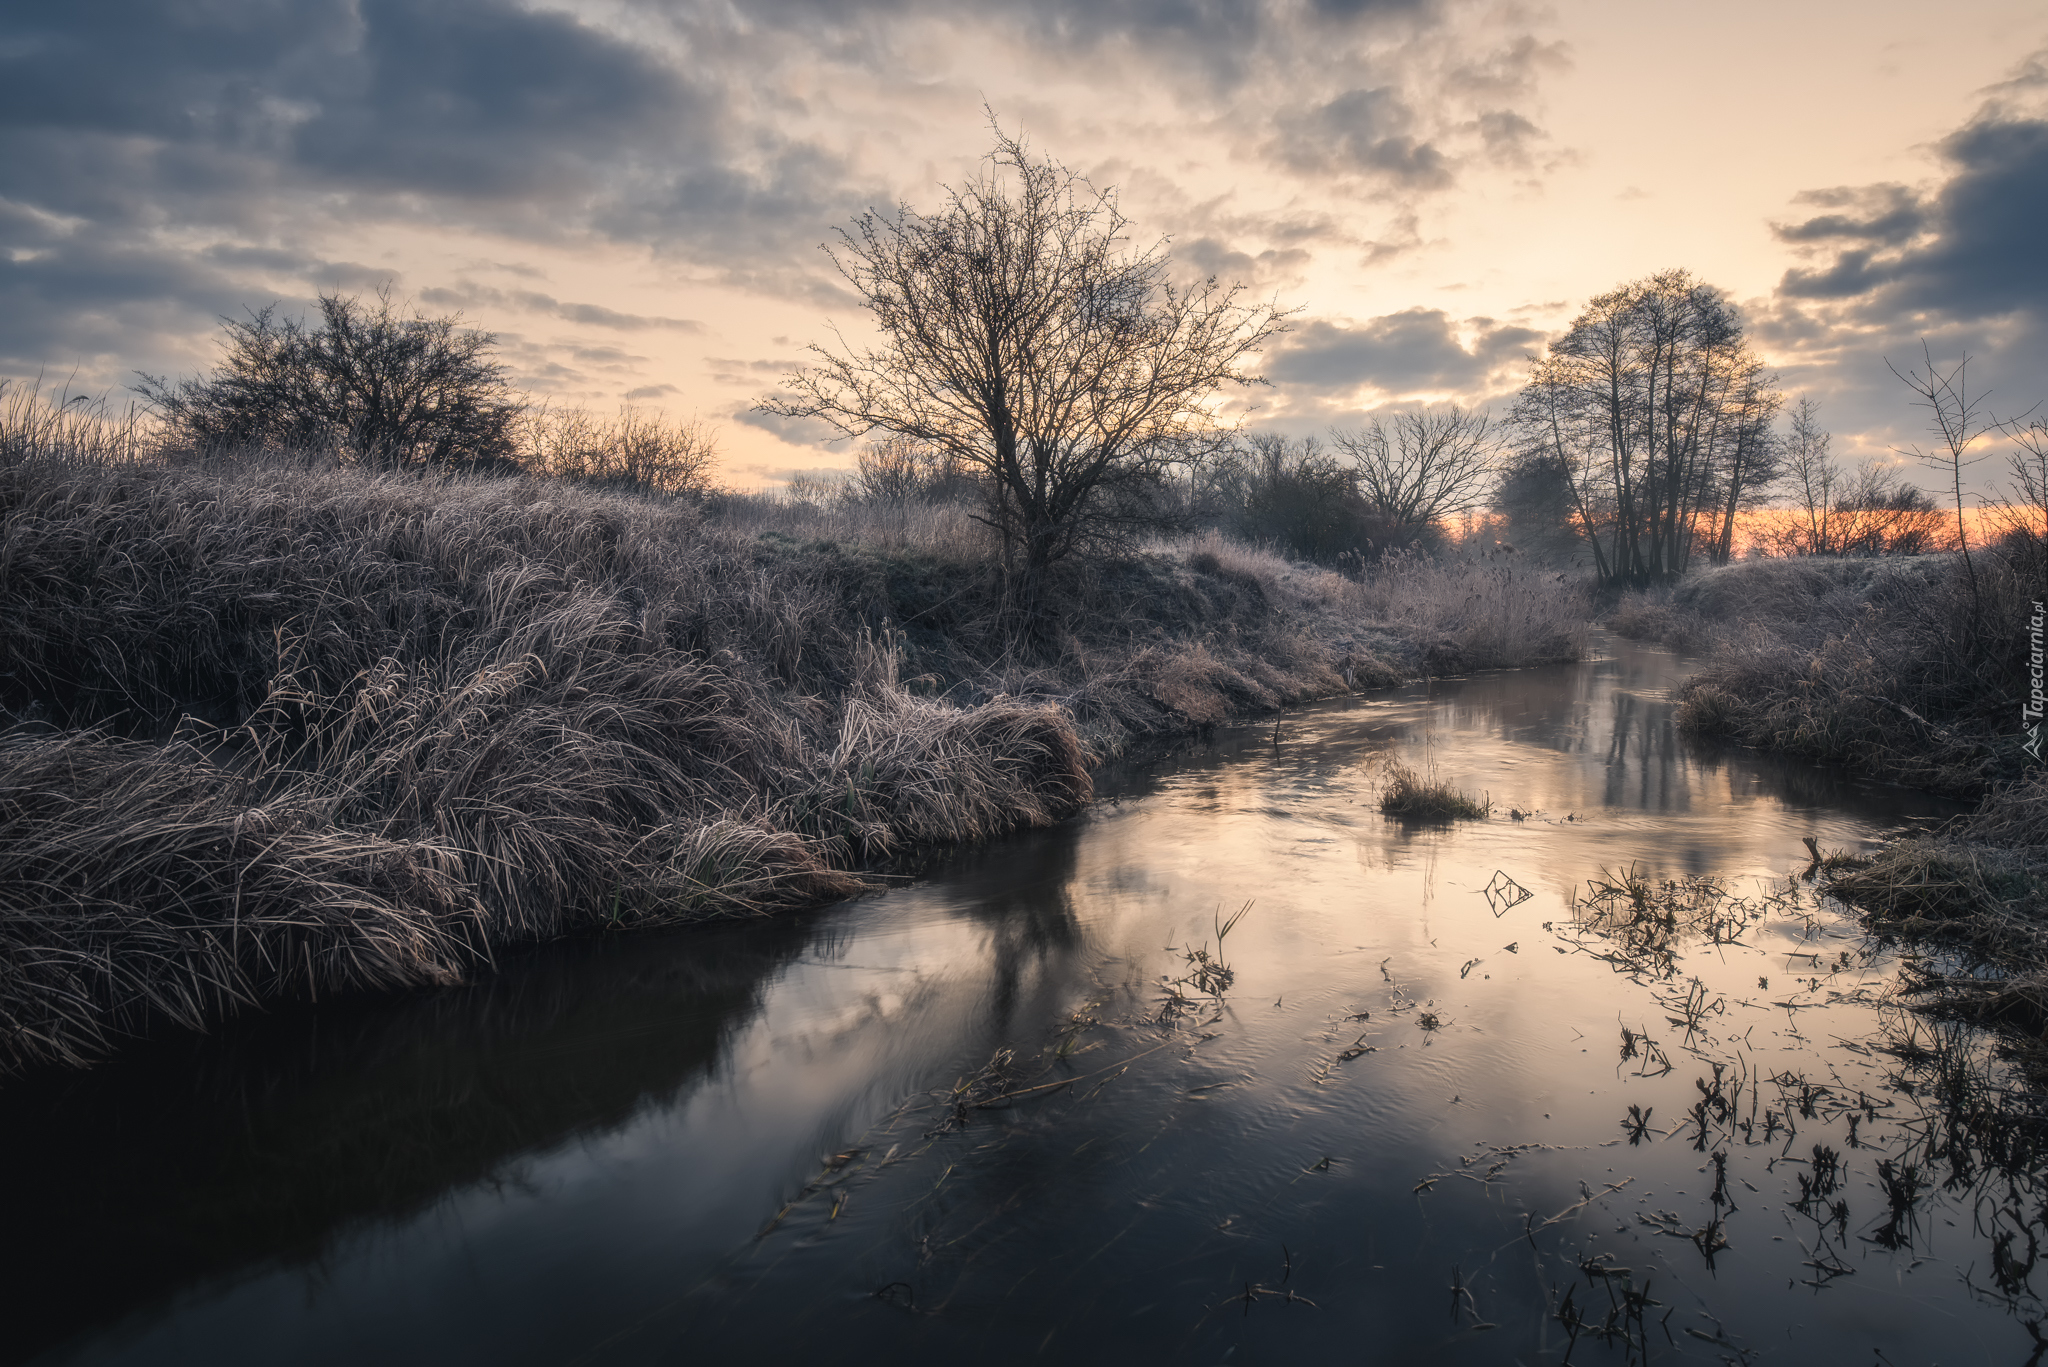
[
  {"x1": 0, "y1": 0, "x2": 1541, "y2": 398},
  {"x1": 1775, "y1": 106, "x2": 2048, "y2": 322},
  {"x1": 1266, "y1": 309, "x2": 1539, "y2": 395},
  {"x1": 0, "y1": 0, "x2": 695, "y2": 208},
  {"x1": 1755, "y1": 54, "x2": 2048, "y2": 475},
  {"x1": 290, "y1": 0, "x2": 693, "y2": 198},
  {"x1": 0, "y1": 0, "x2": 858, "y2": 372},
  {"x1": 1772, "y1": 184, "x2": 1926, "y2": 248},
  {"x1": 0, "y1": 217, "x2": 239, "y2": 369}
]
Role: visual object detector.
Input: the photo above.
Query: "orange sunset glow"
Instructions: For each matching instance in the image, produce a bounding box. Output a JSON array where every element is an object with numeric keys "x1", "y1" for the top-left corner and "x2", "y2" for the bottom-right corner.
[{"x1": 3, "y1": 2, "x2": 2042, "y2": 494}]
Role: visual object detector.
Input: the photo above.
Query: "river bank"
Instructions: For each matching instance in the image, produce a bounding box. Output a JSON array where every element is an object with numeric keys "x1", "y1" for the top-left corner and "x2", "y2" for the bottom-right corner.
[
  {"x1": 1607, "y1": 548, "x2": 2048, "y2": 1074},
  {"x1": 11, "y1": 635, "x2": 2024, "y2": 1367},
  {"x1": 0, "y1": 455, "x2": 1589, "y2": 1076}
]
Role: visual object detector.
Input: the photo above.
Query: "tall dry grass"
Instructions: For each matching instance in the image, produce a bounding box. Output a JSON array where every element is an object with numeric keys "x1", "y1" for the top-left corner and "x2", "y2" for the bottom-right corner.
[
  {"x1": 0, "y1": 457, "x2": 1090, "y2": 1073},
  {"x1": 0, "y1": 378, "x2": 153, "y2": 468},
  {"x1": 1343, "y1": 545, "x2": 1592, "y2": 671},
  {"x1": 1642, "y1": 547, "x2": 2042, "y2": 795},
  {"x1": 1, "y1": 443, "x2": 1593, "y2": 1075}
]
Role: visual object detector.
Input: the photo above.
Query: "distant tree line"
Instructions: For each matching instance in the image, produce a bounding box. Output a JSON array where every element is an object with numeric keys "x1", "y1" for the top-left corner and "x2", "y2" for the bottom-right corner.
[{"x1": 127, "y1": 126, "x2": 2025, "y2": 608}]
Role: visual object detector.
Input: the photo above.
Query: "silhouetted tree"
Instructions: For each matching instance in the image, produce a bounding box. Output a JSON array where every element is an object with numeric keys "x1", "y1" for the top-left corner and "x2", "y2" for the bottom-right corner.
[
  {"x1": 138, "y1": 289, "x2": 523, "y2": 471},
  {"x1": 1511, "y1": 269, "x2": 1780, "y2": 586},
  {"x1": 1331, "y1": 407, "x2": 1504, "y2": 530},
  {"x1": 1700, "y1": 354, "x2": 1783, "y2": 564},
  {"x1": 1765, "y1": 399, "x2": 1941, "y2": 557},
  {"x1": 1888, "y1": 344, "x2": 1993, "y2": 611},
  {"x1": 762, "y1": 126, "x2": 1291, "y2": 619},
  {"x1": 1492, "y1": 448, "x2": 1582, "y2": 563}
]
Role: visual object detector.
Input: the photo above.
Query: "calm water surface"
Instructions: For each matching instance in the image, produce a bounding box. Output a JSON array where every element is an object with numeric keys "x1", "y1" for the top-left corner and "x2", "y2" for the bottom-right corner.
[{"x1": 13, "y1": 635, "x2": 2037, "y2": 1366}]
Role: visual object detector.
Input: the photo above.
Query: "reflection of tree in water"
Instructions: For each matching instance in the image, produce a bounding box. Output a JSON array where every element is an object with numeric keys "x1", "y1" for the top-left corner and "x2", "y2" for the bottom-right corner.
[
  {"x1": 1600, "y1": 688, "x2": 1697, "y2": 814},
  {"x1": 943, "y1": 821, "x2": 1086, "y2": 1035},
  {"x1": 0, "y1": 912, "x2": 820, "y2": 1365}
]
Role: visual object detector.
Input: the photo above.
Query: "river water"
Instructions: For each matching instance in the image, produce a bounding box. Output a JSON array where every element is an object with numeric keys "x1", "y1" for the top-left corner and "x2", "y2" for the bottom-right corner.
[{"x1": 11, "y1": 635, "x2": 2038, "y2": 1366}]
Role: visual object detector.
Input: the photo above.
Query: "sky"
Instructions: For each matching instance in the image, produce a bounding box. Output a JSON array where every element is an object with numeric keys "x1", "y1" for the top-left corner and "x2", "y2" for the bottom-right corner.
[{"x1": 2, "y1": 0, "x2": 2043, "y2": 491}]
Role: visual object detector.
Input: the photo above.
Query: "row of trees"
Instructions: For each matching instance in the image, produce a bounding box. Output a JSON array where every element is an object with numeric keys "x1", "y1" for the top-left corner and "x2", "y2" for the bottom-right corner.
[
  {"x1": 770, "y1": 130, "x2": 1974, "y2": 598},
  {"x1": 138, "y1": 129, "x2": 2017, "y2": 603}
]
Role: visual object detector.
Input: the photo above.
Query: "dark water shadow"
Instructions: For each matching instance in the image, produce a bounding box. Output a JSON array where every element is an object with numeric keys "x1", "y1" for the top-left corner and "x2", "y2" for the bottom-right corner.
[
  {"x1": 0, "y1": 913, "x2": 820, "y2": 1365},
  {"x1": 8, "y1": 634, "x2": 2022, "y2": 1367}
]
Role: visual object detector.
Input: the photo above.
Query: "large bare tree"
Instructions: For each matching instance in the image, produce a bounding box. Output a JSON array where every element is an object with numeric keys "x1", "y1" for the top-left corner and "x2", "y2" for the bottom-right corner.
[
  {"x1": 1511, "y1": 269, "x2": 1780, "y2": 586},
  {"x1": 762, "y1": 128, "x2": 1291, "y2": 615}
]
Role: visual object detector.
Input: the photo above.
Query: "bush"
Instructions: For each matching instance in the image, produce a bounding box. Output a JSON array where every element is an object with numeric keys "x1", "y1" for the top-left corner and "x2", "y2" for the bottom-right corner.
[
  {"x1": 136, "y1": 289, "x2": 523, "y2": 471},
  {"x1": 522, "y1": 406, "x2": 718, "y2": 498}
]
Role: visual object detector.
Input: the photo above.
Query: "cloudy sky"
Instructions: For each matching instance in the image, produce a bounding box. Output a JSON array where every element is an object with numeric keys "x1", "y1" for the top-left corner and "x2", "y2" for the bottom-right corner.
[{"x1": 3, "y1": 0, "x2": 2042, "y2": 489}]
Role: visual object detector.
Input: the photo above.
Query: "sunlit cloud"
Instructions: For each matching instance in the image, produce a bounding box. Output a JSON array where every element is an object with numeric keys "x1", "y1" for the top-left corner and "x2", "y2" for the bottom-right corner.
[{"x1": 0, "y1": 0, "x2": 2037, "y2": 484}]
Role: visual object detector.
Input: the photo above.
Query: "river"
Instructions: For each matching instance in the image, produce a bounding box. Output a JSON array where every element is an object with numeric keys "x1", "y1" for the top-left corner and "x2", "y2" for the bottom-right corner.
[{"x1": 12, "y1": 634, "x2": 2038, "y2": 1366}]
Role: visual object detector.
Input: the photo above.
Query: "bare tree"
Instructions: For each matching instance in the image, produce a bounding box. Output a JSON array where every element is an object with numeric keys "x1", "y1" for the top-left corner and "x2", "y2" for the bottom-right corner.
[
  {"x1": 1329, "y1": 407, "x2": 1504, "y2": 529},
  {"x1": 853, "y1": 434, "x2": 975, "y2": 507},
  {"x1": 1782, "y1": 397, "x2": 1842, "y2": 555},
  {"x1": 1510, "y1": 269, "x2": 1780, "y2": 587},
  {"x1": 1763, "y1": 400, "x2": 1940, "y2": 557},
  {"x1": 1993, "y1": 415, "x2": 2048, "y2": 554},
  {"x1": 761, "y1": 126, "x2": 1291, "y2": 617},
  {"x1": 138, "y1": 288, "x2": 522, "y2": 471},
  {"x1": 1888, "y1": 344, "x2": 1994, "y2": 609},
  {"x1": 1701, "y1": 354, "x2": 1783, "y2": 564}
]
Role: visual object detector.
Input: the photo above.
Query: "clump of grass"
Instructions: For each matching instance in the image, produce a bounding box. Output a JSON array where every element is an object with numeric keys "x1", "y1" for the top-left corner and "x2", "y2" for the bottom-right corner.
[
  {"x1": 1378, "y1": 761, "x2": 1489, "y2": 821},
  {"x1": 1159, "y1": 900, "x2": 1252, "y2": 1023}
]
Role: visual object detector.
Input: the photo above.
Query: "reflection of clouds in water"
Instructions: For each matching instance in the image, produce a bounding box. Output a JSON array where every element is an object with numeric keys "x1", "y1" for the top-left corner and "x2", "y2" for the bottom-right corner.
[{"x1": 10, "y1": 632, "x2": 1992, "y2": 1366}]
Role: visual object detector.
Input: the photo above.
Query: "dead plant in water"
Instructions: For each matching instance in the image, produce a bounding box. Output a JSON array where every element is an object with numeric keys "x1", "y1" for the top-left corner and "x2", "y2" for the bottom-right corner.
[
  {"x1": 1379, "y1": 760, "x2": 1489, "y2": 822},
  {"x1": 1160, "y1": 900, "x2": 1253, "y2": 1023}
]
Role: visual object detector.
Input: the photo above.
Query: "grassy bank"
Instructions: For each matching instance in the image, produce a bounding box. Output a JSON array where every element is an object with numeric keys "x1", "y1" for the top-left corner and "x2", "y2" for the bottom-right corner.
[
  {"x1": 1821, "y1": 771, "x2": 2048, "y2": 1077},
  {"x1": 0, "y1": 454, "x2": 1589, "y2": 1075},
  {"x1": 1607, "y1": 547, "x2": 2048, "y2": 1076},
  {"x1": 1607, "y1": 546, "x2": 2041, "y2": 797}
]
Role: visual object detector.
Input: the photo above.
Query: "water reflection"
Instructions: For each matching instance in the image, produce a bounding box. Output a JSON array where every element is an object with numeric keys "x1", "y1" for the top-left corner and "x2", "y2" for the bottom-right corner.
[
  {"x1": 0, "y1": 915, "x2": 820, "y2": 1363},
  {"x1": 17, "y1": 634, "x2": 2026, "y2": 1367}
]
